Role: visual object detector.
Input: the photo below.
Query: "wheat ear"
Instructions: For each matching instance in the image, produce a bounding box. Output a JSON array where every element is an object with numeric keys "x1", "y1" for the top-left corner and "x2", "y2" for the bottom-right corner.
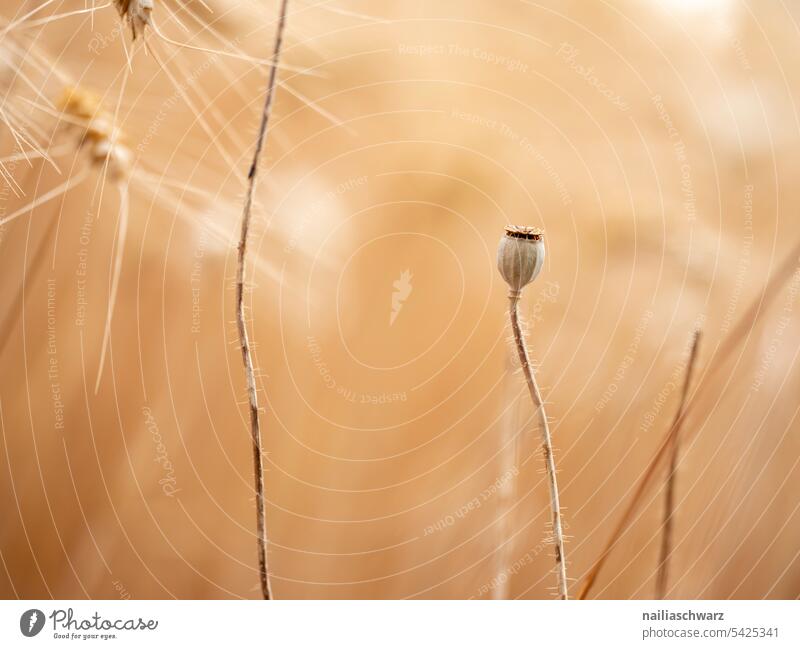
[{"x1": 236, "y1": 0, "x2": 289, "y2": 601}]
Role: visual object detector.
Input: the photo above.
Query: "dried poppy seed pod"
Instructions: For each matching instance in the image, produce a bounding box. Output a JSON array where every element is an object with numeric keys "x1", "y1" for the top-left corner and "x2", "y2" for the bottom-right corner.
[{"x1": 497, "y1": 225, "x2": 545, "y2": 298}]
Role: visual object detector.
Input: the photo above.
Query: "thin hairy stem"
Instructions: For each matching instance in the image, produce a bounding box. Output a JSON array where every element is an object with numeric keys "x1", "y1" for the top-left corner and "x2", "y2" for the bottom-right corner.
[
  {"x1": 236, "y1": 0, "x2": 289, "y2": 601},
  {"x1": 579, "y1": 238, "x2": 800, "y2": 600},
  {"x1": 655, "y1": 329, "x2": 702, "y2": 599},
  {"x1": 509, "y1": 295, "x2": 568, "y2": 599}
]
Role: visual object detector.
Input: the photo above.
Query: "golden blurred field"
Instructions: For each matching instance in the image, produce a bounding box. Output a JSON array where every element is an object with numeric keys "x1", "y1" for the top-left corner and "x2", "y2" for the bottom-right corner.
[{"x1": 1, "y1": 0, "x2": 800, "y2": 599}]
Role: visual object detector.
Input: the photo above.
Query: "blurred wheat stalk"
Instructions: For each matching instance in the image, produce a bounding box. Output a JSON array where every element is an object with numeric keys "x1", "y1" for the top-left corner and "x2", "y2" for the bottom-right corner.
[{"x1": 655, "y1": 329, "x2": 701, "y2": 599}]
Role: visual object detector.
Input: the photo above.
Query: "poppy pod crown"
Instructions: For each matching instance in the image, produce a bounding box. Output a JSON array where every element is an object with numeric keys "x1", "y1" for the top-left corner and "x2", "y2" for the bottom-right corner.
[{"x1": 497, "y1": 225, "x2": 545, "y2": 298}]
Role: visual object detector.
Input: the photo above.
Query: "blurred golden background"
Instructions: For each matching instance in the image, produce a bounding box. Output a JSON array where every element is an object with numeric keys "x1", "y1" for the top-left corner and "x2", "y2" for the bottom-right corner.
[{"x1": 1, "y1": 0, "x2": 800, "y2": 599}]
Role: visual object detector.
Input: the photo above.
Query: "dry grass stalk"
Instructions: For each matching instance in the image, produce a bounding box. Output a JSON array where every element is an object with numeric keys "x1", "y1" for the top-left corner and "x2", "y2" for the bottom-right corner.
[
  {"x1": 498, "y1": 225, "x2": 568, "y2": 599},
  {"x1": 578, "y1": 238, "x2": 800, "y2": 599},
  {"x1": 0, "y1": 84, "x2": 132, "y2": 382},
  {"x1": 655, "y1": 329, "x2": 702, "y2": 599},
  {"x1": 236, "y1": 0, "x2": 289, "y2": 601},
  {"x1": 113, "y1": 0, "x2": 296, "y2": 69},
  {"x1": 57, "y1": 87, "x2": 132, "y2": 393}
]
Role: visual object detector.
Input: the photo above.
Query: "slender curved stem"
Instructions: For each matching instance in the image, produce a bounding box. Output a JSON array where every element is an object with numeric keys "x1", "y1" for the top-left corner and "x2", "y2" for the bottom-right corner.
[
  {"x1": 579, "y1": 238, "x2": 800, "y2": 600},
  {"x1": 656, "y1": 329, "x2": 701, "y2": 598},
  {"x1": 236, "y1": 0, "x2": 289, "y2": 601},
  {"x1": 509, "y1": 295, "x2": 568, "y2": 599}
]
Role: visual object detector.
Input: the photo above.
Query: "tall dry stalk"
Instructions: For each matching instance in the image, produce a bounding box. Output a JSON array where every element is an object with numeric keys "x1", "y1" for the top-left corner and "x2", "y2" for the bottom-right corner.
[
  {"x1": 579, "y1": 237, "x2": 800, "y2": 599},
  {"x1": 655, "y1": 329, "x2": 702, "y2": 599},
  {"x1": 498, "y1": 226, "x2": 568, "y2": 599},
  {"x1": 509, "y1": 296, "x2": 569, "y2": 599},
  {"x1": 236, "y1": 0, "x2": 289, "y2": 601}
]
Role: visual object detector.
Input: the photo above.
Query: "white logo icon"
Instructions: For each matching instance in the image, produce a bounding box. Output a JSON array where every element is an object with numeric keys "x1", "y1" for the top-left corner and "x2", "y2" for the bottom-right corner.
[
  {"x1": 390, "y1": 269, "x2": 413, "y2": 326},
  {"x1": 20, "y1": 609, "x2": 45, "y2": 637}
]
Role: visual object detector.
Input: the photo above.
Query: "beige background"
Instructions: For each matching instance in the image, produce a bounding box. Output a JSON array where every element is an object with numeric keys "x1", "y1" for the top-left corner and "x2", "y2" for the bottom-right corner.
[{"x1": 1, "y1": 0, "x2": 800, "y2": 598}]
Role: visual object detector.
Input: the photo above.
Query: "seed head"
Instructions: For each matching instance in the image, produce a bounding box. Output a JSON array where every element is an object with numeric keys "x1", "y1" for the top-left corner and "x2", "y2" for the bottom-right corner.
[
  {"x1": 59, "y1": 86, "x2": 131, "y2": 181},
  {"x1": 497, "y1": 225, "x2": 545, "y2": 298},
  {"x1": 115, "y1": 0, "x2": 153, "y2": 39},
  {"x1": 90, "y1": 138, "x2": 132, "y2": 182}
]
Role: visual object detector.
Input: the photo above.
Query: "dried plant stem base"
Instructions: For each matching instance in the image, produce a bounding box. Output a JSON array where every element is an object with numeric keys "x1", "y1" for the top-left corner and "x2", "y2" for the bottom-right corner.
[
  {"x1": 509, "y1": 295, "x2": 568, "y2": 599},
  {"x1": 655, "y1": 329, "x2": 702, "y2": 599},
  {"x1": 236, "y1": 0, "x2": 290, "y2": 601},
  {"x1": 235, "y1": 265, "x2": 271, "y2": 600}
]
